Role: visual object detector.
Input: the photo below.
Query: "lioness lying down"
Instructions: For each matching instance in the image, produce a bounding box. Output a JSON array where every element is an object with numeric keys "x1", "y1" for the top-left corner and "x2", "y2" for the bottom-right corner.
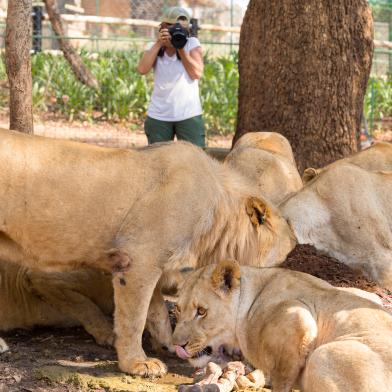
[
  {"x1": 0, "y1": 262, "x2": 114, "y2": 345},
  {"x1": 0, "y1": 261, "x2": 173, "y2": 352},
  {"x1": 225, "y1": 132, "x2": 303, "y2": 205},
  {"x1": 173, "y1": 260, "x2": 392, "y2": 392},
  {"x1": 0, "y1": 128, "x2": 295, "y2": 376},
  {"x1": 281, "y1": 142, "x2": 392, "y2": 290}
]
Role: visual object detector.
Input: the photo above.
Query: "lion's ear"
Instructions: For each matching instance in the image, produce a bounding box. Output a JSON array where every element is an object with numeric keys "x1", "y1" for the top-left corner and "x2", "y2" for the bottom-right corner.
[
  {"x1": 302, "y1": 167, "x2": 320, "y2": 183},
  {"x1": 211, "y1": 260, "x2": 241, "y2": 295},
  {"x1": 246, "y1": 197, "x2": 270, "y2": 226}
]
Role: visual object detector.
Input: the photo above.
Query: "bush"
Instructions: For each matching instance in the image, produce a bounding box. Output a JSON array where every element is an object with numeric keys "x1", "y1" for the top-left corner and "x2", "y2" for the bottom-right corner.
[
  {"x1": 0, "y1": 51, "x2": 238, "y2": 135},
  {"x1": 0, "y1": 51, "x2": 389, "y2": 135},
  {"x1": 364, "y1": 75, "x2": 392, "y2": 123}
]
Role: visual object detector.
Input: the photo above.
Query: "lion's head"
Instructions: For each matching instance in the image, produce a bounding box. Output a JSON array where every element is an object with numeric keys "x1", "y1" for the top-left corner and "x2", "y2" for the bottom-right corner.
[{"x1": 172, "y1": 260, "x2": 241, "y2": 368}]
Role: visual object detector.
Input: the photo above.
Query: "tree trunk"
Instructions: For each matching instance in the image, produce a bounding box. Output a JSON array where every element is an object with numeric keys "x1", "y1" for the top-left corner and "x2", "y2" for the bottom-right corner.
[
  {"x1": 5, "y1": 0, "x2": 33, "y2": 134},
  {"x1": 235, "y1": 0, "x2": 373, "y2": 173},
  {"x1": 44, "y1": 0, "x2": 99, "y2": 89}
]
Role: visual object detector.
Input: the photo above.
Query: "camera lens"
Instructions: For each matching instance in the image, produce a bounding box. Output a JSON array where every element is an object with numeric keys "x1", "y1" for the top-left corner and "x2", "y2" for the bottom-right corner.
[
  {"x1": 169, "y1": 23, "x2": 189, "y2": 49},
  {"x1": 171, "y1": 32, "x2": 187, "y2": 49}
]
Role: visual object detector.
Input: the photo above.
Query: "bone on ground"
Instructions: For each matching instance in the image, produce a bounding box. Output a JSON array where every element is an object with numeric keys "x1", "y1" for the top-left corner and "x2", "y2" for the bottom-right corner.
[
  {"x1": 0, "y1": 338, "x2": 9, "y2": 353},
  {"x1": 179, "y1": 361, "x2": 265, "y2": 392}
]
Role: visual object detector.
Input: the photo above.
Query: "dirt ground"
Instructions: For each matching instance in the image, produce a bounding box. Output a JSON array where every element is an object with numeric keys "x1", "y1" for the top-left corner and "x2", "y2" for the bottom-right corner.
[
  {"x1": 0, "y1": 113, "x2": 233, "y2": 149},
  {"x1": 0, "y1": 328, "x2": 197, "y2": 392},
  {"x1": 0, "y1": 112, "x2": 390, "y2": 150}
]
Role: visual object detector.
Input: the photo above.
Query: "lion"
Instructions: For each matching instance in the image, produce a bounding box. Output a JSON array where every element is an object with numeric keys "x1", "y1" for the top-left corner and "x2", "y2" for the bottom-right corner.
[
  {"x1": 302, "y1": 141, "x2": 392, "y2": 183},
  {"x1": 0, "y1": 260, "x2": 172, "y2": 354},
  {"x1": 0, "y1": 128, "x2": 295, "y2": 376},
  {"x1": 302, "y1": 142, "x2": 392, "y2": 184},
  {"x1": 0, "y1": 261, "x2": 114, "y2": 344},
  {"x1": 280, "y1": 142, "x2": 392, "y2": 290},
  {"x1": 225, "y1": 132, "x2": 302, "y2": 205},
  {"x1": 172, "y1": 260, "x2": 392, "y2": 392}
]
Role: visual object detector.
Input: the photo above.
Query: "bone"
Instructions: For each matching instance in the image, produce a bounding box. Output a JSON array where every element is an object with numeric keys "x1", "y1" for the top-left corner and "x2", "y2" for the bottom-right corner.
[
  {"x1": 234, "y1": 370, "x2": 265, "y2": 390},
  {"x1": 179, "y1": 361, "x2": 252, "y2": 392},
  {"x1": 0, "y1": 338, "x2": 9, "y2": 353}
]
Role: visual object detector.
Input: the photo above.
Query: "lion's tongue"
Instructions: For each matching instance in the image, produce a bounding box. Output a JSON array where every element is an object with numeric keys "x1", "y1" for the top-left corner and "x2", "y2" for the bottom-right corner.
[{"x1": 175, "y1": 345, "x2": 191, "y2": 360}]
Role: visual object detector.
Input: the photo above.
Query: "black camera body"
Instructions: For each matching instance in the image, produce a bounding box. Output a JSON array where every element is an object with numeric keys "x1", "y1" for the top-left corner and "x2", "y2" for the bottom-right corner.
[{"x1": 169, "y1": 23, "x2": 189, "y2": 49}]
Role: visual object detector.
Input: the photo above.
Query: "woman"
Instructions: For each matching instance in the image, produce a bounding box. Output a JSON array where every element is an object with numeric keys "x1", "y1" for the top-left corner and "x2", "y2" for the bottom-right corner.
[{"x1": 137, "y1": 7, "x2": 205, "y2": 147}]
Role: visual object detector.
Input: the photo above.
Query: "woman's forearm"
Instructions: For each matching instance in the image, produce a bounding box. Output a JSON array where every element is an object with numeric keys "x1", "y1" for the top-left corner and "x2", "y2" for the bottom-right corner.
[
  {"x1": 137, "y1": 42, "x2": 162, "y2": 75},
  {"x1": 178, "y1": 47, "x2": 204, "y2": 80}
]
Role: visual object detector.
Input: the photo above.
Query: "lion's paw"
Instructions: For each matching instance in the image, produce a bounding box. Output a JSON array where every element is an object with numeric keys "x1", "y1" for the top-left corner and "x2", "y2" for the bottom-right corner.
[
  {"x1": 93, "y1": 329, "x2": 115, "y2": 347},
  {"x1": 0, "y1": 338, "x2": 9, "y2": 354},
  {"x1": 123, "y1": 357, "x2": 167, "y2": 377}
]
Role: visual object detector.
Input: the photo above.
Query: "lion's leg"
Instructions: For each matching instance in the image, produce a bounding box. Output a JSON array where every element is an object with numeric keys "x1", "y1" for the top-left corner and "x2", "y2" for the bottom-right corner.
[
  {"x1": 146, "y1": 285, "x2": 173, "y2": 354},
  {"x1": 28, "y1": 271, "x2": 114, "y2": 346},
  {"x1": 256, "y1": 301, "x2": 317, "y2": 392},
  {"x1": 113, "y1": 263, "x2": 167, "y2": 377}
]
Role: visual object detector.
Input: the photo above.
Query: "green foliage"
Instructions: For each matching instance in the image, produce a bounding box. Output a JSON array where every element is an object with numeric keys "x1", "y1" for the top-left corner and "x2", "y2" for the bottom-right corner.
[
  {"x1": 30, "y1": 51, "x2": 152, "y2": 122},
  {"x1": 201, "y1": 52, "x2": 238, "y2": 136},
  {"x1": 364, "y1": 75, "x2": 392, "y2": 122},
  {"x1": 0, "y1": 51, "x2": 391, "y2": 136},
  {"x1": 0, "y1": 51, "x2": 238, "y2": 135}
]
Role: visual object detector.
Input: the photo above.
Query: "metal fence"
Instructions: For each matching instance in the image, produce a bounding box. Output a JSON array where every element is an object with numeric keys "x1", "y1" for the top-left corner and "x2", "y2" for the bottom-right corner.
[
  {"x1": 370, "y1": 0, "x2": 392, "y2": 76},
  {"x1": 0, "y1": 1, "x2": 391, "y2": 69},
  {"x1": 0, "y1": 0, "x2": 245, "y2": 56}
]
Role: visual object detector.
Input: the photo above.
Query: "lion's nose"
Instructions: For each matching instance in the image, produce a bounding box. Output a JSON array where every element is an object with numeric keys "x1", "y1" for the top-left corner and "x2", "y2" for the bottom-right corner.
[{"x1": 172, "y1": 337, "x2": 188, "y2": 347}]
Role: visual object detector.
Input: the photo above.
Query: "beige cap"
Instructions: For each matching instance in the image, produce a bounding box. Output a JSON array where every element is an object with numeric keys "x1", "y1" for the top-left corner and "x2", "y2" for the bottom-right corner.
[{"x1": 161, "y1": 6, "x2": 191, "y2": 24}]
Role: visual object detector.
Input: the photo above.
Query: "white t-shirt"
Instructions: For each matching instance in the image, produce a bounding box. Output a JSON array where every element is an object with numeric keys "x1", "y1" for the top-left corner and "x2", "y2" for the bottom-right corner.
[{"x1": 147, "y1": 37, "x2": 203, "y2": 122}]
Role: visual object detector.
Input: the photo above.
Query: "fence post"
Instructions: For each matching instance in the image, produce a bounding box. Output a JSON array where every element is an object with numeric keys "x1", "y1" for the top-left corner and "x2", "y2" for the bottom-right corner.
[
  {"x1": 370, "y1": 78, "x2": 375, "y2": 132},
  {"x1": 230, "y1": 0, "x2": 233, "y2": 53},
  {"x1": 32, "y1": 5, "x2": 43, "y2": 53}
]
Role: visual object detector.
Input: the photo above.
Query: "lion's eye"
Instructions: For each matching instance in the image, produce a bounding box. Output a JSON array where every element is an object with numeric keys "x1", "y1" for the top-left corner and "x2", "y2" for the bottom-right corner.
[{"x1": 196, "y1": 307, "x2": 207, "y2": 317}]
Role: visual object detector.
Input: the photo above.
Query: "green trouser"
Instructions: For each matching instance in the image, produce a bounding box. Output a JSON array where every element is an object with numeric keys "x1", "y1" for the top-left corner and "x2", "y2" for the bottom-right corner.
[{"x1": 144, "y1": 115, "x2": 205, "y2": 148}]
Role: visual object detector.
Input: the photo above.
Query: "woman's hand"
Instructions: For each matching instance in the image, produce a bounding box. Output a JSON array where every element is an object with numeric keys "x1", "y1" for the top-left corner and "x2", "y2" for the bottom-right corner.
[{"x1": 157, "y1": 28, "x2": 173, "y2": 48}]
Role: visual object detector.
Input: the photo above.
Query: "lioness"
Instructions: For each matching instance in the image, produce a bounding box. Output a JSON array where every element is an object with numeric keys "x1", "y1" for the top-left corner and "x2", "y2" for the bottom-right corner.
[
  {"x1": 0, "y1": 128, "x2": 295, "y2": 376},
  {"x1": 281, "y1": 142, "x2": 392, "y2": 290},
  {"x1": 173, "y1": 260, "x2": 392, "y2": 392},
  {"x1": 0, "y1": 261, "x2": 171, "y2": 353},
  {"x1": 225, "y1": 132, "x2": 302, "y2": 205},
  {"x1": 0, "y1": 262, "x2": 114, "y2": 344},
  {"x1": 302, "y1": 141, "x2": 392, "y2": 183}
]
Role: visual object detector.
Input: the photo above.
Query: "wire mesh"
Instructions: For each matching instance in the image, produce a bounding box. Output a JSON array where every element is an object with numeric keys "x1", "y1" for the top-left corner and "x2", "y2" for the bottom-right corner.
[{"x1": 0, "y1": 1, "x2": 390, "y2": 64}]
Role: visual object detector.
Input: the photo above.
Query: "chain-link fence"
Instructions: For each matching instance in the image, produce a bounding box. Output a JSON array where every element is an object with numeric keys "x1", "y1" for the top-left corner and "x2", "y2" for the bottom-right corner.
[
  {"x1": 0, "y1": 0, "x2": 245, "y2": 56},
  {"x1": 371, "y1": 0, "x2": 392, "y2": 76},
  {"x1": 0, "y1": 1, "x2": 390, "y2": 66}
]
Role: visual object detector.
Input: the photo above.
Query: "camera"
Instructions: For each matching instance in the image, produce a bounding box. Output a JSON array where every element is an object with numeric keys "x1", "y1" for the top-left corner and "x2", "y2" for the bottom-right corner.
[{"x1": 169, "y1": 23, "x2": 189, "y2": 49}]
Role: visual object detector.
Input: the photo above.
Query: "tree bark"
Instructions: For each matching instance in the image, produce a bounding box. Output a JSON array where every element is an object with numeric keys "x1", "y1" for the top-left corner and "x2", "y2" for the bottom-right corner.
[
  {"x1": 5, "y1": 0, "x2": 33, "y2": 134},
  {"x1": 44, "y1": 0, "x2": 99, "y2": 89},
  {"x1": 235, "y1": 0, "x2": 373, "y2": 173}
]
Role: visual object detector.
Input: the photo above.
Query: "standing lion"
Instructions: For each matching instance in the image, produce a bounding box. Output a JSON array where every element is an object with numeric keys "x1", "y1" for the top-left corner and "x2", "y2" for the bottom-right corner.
[{"x1": 0, "y1": 128, "x2": 295, "y2": 376}]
